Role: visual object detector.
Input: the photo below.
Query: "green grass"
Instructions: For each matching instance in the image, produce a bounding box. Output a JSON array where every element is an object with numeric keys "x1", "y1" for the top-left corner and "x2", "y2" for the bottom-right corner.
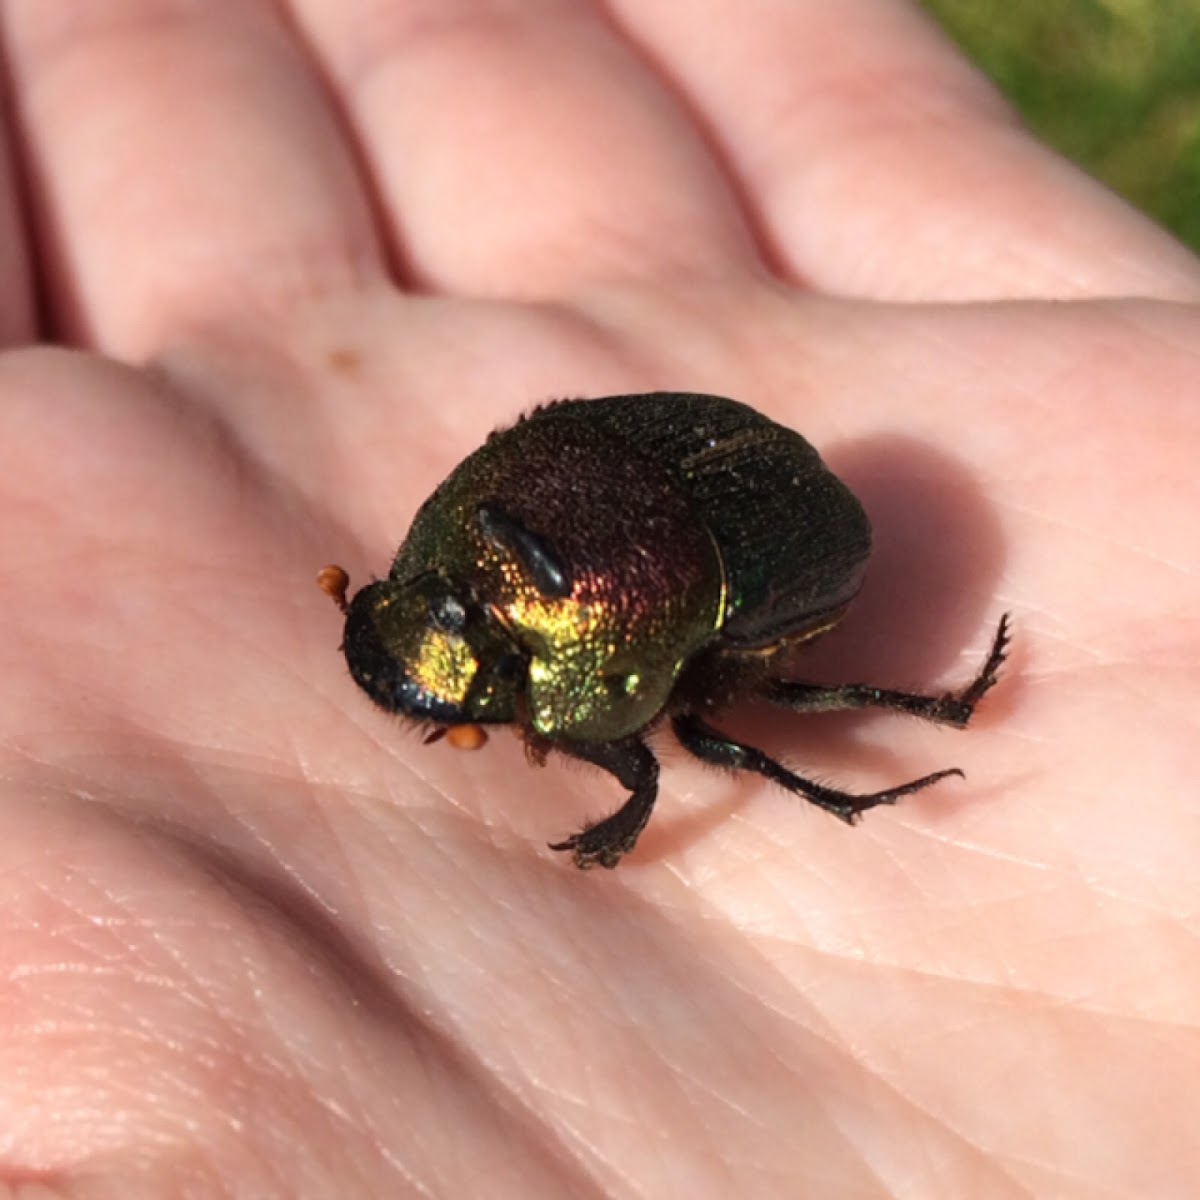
[{"x1": 920, "y1": 0, "x2": 1200, "y2": 252}]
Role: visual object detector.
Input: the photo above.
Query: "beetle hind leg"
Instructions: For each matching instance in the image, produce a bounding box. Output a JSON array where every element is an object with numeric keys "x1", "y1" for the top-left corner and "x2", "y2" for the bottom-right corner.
[
  {"x1": 766, "y1": 613, "x2": 1011, "y2": 729},
  {"x1": 547, "y1": 736, "x2": 661, "y2": 868},
  {"x1": 672, "y1": 712, "x2": 962, "y2": 825}
]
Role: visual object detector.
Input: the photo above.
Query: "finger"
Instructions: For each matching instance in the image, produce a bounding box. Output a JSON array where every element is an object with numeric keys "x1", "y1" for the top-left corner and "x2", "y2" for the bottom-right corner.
[
  {"x1": 0, "y1": 121, "x2": 35, "y2": 345},
  {"x1": 2, "y1": 1, "x2": 387, "y2": 356},
  {"x1": 288, "y1": 0, "x2": 760, "y2": 296},
  {"x1": 609, "y1": 0, "x2": 1200, "y2": 302}
]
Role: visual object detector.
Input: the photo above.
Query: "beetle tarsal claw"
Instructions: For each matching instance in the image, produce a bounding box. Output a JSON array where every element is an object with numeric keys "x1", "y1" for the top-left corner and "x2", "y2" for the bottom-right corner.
[{"x1": 548, "y1": 832, "x2": 627, "y2": 870}]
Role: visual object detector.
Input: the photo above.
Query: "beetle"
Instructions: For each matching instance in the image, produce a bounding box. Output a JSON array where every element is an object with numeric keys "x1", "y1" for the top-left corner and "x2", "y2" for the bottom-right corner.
[{"x1": 326, "y1": 392, "x2": 1009, "y2": 869}]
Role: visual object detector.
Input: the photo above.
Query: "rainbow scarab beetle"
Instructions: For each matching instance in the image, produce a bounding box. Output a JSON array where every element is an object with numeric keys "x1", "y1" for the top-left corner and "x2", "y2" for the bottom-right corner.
[{"x1": 324, "y1": 393, "x2": 1008, "y2": 868}]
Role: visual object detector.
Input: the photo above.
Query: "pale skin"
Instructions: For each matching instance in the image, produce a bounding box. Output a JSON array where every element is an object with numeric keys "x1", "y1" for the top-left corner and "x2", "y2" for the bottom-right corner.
[{"x1": 1, "y1": 1, "x2": 1199, "y2": 1195}]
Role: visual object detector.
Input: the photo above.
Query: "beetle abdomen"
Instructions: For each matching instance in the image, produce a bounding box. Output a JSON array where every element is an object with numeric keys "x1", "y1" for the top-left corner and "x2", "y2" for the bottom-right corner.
[{"x1": 520, "y1": 393, "x2": 871, "y2": 648}]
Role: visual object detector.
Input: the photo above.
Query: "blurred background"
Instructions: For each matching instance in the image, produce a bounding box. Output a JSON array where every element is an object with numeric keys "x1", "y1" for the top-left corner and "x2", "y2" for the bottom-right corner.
[{"x1": 920, "y1": 0, "x2": 1200, "y2": 251}]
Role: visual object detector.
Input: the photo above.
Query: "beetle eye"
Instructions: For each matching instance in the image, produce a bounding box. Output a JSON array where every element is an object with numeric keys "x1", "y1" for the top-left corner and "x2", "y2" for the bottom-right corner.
[{"x1": 428, "y1": 592, "x2": 468, "y2": 633}]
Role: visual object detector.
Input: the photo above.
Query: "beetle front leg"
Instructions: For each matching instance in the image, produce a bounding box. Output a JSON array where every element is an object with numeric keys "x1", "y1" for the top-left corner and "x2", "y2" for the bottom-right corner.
[
  {"x1": 547, "y1": 736, "x2": 661, "y2": 869},
  {"x1": 767, "y1": 613, "x2": 1011, "y2": 728},
  {"x1": 673, "y1": 713, "x2": 961, "y2": 824}
]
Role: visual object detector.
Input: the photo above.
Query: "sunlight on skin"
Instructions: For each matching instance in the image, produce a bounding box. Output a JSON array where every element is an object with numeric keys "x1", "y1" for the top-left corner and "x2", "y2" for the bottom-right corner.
[{"x1": 0, "y1": 1, "x2": 1198, "y2": 1195}]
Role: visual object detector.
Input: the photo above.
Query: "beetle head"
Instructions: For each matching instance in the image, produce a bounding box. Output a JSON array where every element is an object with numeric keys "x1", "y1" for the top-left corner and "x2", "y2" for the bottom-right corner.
[{"x1": 343, "y1": 573, "x2": 523, "y2": 727}]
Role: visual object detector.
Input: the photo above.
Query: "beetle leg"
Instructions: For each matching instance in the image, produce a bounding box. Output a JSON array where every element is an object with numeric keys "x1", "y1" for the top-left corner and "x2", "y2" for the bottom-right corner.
[
  {"x1": 547, "y1": 737, "x2": 660, "y2": 869},
  {"x1": 766, "y1": 613, "x2": 1011, "y2": 729},
  {"x1": 672, "y1": 712, "x2": 962, "y2": 825}
]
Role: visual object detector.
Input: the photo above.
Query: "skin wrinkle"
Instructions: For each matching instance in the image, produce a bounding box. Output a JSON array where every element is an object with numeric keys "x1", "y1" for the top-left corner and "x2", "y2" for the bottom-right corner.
[
  {"x1": 722, "y1": 970, "x2": 1023, "y2": 1194},
  {"x1": 60, "y1": 800, "x2": 607, "y2": 1194},
  {"x1": 0, "y1": 0, "x2": 1198, "y2": 1192}
]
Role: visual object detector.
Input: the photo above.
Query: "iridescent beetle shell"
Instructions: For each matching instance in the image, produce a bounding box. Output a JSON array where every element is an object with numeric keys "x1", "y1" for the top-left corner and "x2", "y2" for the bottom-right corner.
[{"x1": 329, "y1": 393, "x2": 1009, "y2": 868}]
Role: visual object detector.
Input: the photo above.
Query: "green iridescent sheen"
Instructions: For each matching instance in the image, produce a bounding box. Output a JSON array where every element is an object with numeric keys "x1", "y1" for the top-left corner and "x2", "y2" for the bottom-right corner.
[
  {"x1": 387, "y1": 405, "x2": 726, "y2": 741},
  {"x1": 336, "y1": 393, "x2": 1008, "y2": 871}
]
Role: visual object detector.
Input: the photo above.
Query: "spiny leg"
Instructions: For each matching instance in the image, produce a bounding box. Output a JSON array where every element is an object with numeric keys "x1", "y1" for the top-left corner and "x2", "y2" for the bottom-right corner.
[
  {"x1": 547, "y1": 736, "x2": 660, "y2": 869},
  {"x1": 672, "y1": 712, "x2": 961, "y2": 825},
  {"x1": 768, "y1": 613, "x2": 1011, "y2": 728}
]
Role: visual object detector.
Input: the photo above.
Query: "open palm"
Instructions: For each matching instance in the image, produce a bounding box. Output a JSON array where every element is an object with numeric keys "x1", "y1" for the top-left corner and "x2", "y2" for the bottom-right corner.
[{"x1": 3, "y1": 4, "x2": 1199, "y2": 1196}]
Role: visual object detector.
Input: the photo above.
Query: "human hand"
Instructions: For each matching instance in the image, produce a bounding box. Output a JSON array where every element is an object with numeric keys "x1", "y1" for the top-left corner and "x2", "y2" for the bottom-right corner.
[{"x1": 2, "y1": 3, "x2": 1198, "y2": 1195}]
